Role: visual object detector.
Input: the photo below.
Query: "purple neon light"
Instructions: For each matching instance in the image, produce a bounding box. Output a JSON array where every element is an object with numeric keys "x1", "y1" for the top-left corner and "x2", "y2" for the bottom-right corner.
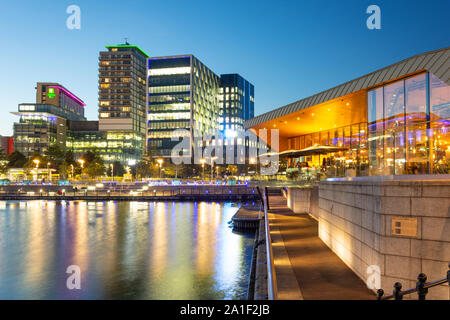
[{"x1": 48, "y1": 86, "x2": 86, "y2": 106}]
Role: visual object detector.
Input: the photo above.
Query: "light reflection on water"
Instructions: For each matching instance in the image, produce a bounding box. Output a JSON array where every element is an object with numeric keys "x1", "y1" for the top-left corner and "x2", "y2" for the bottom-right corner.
[{"x1": 0, "y1": 200, "x2": 254, "y2": 299}]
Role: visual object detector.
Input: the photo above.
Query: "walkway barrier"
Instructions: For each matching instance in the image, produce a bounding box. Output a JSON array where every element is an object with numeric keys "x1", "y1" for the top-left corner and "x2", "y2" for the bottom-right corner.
[
  {"x1": 262, "y1": 187, "x2": 278, "y2": 300},
  {"x1": 376, "y1": 263, "x2": 450, "y2": 300}
]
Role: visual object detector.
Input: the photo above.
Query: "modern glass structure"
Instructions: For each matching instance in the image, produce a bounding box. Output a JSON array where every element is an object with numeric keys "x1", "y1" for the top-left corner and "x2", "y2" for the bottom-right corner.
[
  {"x1": 98, "y1": 43, "x2": 148, "y2": 162},
  {"x1": 12, "y1": 83, "x2": 86, "y2": 157},
  {"x1": 67, "y1": 120, "x2": 144, "y2": 163},
  {"x1": 147, "y1": 55, "x2": 220, "y2": 159},
  {"x1": 245, "y1": 47, "x2": 449, "y2": 179},
  {"x1": 219, "y1": 74, "x2": 254, "y2": 135},
  {"x1": 219, "y1": 74, "x2": 255, "y2": 164}
]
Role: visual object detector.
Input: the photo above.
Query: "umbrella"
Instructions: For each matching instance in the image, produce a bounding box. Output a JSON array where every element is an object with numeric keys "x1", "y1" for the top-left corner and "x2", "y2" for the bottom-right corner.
[{"x1": 294, "y1": 144, "x2": 348, "y2": 156}]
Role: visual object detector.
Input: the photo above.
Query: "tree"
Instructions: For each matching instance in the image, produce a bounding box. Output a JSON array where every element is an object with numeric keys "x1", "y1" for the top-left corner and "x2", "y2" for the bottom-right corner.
[
  {"x1": 85, "y1": 162, "x2": 105, "y2": 178},
  {"x1": 7, "y1": 151, "x2": 27, "y2": 168},
  {"x1": 0, "y1": 148, "x2": 8, "y2": 174},
  {"x1": 44, "y1": 144, "x2": 66, "y2": 166},
  {"x1": 82, "y1": 149, "x2": 105, "y2": 178},
  {"x1": 108, "y1": 161, "x2": 126, "y2": 177},
  {"x1": 136, "y1": 160, "x2": 152, "y2": 178}
]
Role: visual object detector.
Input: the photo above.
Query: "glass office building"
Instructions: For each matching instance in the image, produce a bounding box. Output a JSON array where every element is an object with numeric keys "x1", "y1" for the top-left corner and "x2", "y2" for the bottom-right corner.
[
  {"x1": 67, "y1": 120, "x2": 144, "y2": 163},
  {"x1": 219, "y1": 74, "x2": 255, "y2": 164},
  {"x1": 147, "y1": 55, "x2": 220, "y2": 158}
]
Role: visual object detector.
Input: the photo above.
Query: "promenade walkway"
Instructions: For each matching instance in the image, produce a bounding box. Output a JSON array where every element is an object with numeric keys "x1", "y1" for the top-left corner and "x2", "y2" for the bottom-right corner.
[{"x1": 268, "y1": 195, "x2": 375, "y2": 300}]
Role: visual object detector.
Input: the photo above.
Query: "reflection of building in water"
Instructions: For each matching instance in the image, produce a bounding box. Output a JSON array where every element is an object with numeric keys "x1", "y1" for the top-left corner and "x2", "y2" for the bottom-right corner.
[{"x1": 245, "y1": 47, "x2": 450, "y2": 179}]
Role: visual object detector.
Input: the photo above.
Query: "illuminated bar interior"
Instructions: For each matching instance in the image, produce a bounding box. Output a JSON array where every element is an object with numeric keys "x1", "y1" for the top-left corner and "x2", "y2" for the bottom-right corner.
[{"x1": 247, "y1": 53, "x2": 449, "y2": 180}]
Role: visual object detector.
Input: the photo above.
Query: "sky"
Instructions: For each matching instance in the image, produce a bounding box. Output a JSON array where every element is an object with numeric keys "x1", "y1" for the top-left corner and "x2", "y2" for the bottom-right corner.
[{"x1": 0, "y1": 0, "x2": 448, "y2": 136}]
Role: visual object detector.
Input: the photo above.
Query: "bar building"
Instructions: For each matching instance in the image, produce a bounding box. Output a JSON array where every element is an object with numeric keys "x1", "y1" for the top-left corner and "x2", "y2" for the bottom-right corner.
[
  {"x1": 147, "y1": 55, "x2": 220, "y2": 159},
  {"x1": 98, "y1": 43, "x2": 148, "y2": 162},
  {"x1": 245, "y1": 47, "x2": 450, "y2": 299},
  {"x1": 12, "y1": 83, "x2": 86, "y2": 157}
]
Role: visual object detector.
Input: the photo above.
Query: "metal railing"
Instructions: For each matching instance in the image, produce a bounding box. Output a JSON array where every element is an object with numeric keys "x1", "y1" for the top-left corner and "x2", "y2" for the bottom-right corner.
[
  {"x1": 262, "y1": 187, "x2": 278, "y2": 300},
  {"x1": 376, "y1": 263, "x2": 450, "y2": 300}
]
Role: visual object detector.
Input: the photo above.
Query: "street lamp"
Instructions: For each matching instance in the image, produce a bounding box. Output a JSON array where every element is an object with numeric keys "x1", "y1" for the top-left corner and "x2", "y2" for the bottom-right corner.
[
  {"x1": 70, "y1": 164, "x2": 74, "y2": 181},
  {"x1": 110, "y1": 163, "x2": 114, "y2": 182},
  {"x1": 47, "y1": 162, "x2": 51, "y2": 182},
  {"x1": 78, "y1": 159, "x2": 85, "y2": 169},
  {"x1": 210, "y1": 156, "x2": 218, "y2": 183},
  {"x1": 157, "y1": 159, "x2": 163, "y2": 179},
  {"x1": 33, "y1": 159, "x2": 40, "y2": 182},
  {"x1": 200, "y1": 158, "x2": 206, "y2": 182}
]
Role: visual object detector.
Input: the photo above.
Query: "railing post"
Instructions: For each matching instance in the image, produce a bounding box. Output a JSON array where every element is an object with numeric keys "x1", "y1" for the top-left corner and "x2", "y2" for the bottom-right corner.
[
  {"x1": 447, "y1": 263, "x2": 450, "y2": 284},
  {"x1": 376, "y1": 289, "x2": 384, "y2": 301},
  {"x1": 416, "y1": 273, "x2": 428, "y2": 300},
  {"x1": 393, "y1": 282, "x2": 403, "y2": 300}
]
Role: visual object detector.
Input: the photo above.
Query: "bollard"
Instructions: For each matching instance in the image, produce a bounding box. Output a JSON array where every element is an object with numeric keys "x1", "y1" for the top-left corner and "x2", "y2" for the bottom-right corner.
[
  {"x1": 416, "y1": 273, "x2": 428, "y2": 300},
  {"x1": 393, "y1": 282, "x2": 403, "y2": 300},
  {"x1": 376, "y1": 289, "x2": 384, "y2": 301}
]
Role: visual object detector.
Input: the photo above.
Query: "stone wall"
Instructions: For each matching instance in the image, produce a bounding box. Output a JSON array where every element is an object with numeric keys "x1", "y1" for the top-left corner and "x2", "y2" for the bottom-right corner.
[{"x1": 317, "y1": 179, "x2": 450, "y2": 299}]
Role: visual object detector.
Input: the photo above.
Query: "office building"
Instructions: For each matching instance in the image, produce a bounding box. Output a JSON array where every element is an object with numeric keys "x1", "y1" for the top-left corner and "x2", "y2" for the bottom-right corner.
[
  {"x1": 147, "y1": 55, "x2": 220, "y2": 159},
  {"x1": 12, "y1": 83, "x2": 86, "y2": 157},
  {"x1": 98, "y1": 43, "x2": 148, "y2": 162}
]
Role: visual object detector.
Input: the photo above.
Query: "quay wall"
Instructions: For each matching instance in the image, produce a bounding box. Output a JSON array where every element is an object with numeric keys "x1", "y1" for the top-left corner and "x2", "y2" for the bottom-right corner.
[{"x1": 287, "y1": 179, "x2": 450, "y2": 299}]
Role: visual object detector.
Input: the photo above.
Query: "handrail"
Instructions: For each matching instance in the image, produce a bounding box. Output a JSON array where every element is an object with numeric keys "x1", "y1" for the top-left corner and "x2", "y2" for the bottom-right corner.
[
  {"x1": 262, "y1": 187, "x2": 278, "y2": 300},
  {"x1": 377, "y1": 263, "x2": 450, "y2": 300}
]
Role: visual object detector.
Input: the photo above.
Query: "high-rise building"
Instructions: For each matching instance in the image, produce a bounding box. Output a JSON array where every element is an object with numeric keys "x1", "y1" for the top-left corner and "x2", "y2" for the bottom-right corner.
[
  {"x1": 218, "y1": 74, "x2": 255, "y2": 164},
  {"x1": 147, "y1": 55, "x2": 220, "y2": 159},
  {"x1": 98, "y1": 43, "x2": 148, "y2": 162},
  {"x1": 12, "y1": 83, "x2": 86, "y2": 157},
  {"x1": 219, "y1": 74, "x2": 254, "y2": 137}
]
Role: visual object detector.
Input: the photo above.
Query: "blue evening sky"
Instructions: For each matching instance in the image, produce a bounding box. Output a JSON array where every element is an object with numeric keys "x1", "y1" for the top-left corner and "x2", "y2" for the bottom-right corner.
[{"x1": 0, "y1": 0, "x2": 448, "y2": 135}]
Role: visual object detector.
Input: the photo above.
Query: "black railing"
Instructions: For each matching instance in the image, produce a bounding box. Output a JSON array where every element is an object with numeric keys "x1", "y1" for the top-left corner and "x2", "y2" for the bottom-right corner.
[{"x1": 376, "y1": 263, "x2": 450, "y2": 300}]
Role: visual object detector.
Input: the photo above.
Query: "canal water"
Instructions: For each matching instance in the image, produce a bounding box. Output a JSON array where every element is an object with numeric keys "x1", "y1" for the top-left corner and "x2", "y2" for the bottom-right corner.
[{"x1": 0, "y1": 200, "x2": 254, "y2": 299}]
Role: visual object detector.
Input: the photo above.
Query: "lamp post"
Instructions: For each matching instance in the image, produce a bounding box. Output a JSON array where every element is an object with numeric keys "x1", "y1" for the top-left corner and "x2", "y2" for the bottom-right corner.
[
  {"x1": 77, "y1": 159, "x2": 85, "y2": 181},
  {"x1": 110, "y1": 163, "x2": 114, "y2": 182},
  {"x1": 70, "y1": 164, "x2": 74, "y2": 181},
  {"x1": 157, "y1": 159, "x2": 163, "y2": 179},
  {"x1": 210, "y1": 156, "x2": 218, "y2": 183},
  {"x1": 47, "y1": 162, "x2": 51, "y2": 182},
  {"x1": 33, "y1": 159, "x2": 40, "y2": 181},
  {"x1": 200, "y1": 158, "x2": 206, "y2": 182}
]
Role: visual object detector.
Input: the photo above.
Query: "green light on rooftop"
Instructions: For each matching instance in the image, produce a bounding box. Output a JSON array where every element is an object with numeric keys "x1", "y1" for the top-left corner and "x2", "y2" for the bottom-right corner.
[{"x1": 105, "y1": 45, "x2": 149, "y2": 58}]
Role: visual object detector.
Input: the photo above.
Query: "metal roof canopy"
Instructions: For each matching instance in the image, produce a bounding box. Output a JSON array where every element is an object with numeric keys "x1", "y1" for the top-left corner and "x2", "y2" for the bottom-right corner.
[{"x1": 245, "y1": 47, "x2": 450, "y2": 129}]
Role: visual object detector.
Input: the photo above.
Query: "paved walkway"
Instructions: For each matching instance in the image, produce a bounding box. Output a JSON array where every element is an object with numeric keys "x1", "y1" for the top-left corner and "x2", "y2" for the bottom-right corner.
[{"x1": 268, "y1": 195, "x2": 375, "y2": 300}]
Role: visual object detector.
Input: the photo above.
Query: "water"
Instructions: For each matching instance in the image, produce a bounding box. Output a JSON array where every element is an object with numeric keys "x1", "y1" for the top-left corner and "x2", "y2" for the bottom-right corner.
[{"x1": 0, "y1": 200, "x2": 255, "y2": 299}]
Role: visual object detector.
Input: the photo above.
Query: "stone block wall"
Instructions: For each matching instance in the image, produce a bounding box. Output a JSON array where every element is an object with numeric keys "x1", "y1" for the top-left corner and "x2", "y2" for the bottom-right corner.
[{"x1": 317, "y1": 179, "x2": 450, "y2": 299}]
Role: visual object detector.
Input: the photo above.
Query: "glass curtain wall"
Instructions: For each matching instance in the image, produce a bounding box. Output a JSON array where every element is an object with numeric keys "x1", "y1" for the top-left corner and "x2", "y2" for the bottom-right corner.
[{"x1": 367, "y1": 72, "x2": 450, "y2": 175}]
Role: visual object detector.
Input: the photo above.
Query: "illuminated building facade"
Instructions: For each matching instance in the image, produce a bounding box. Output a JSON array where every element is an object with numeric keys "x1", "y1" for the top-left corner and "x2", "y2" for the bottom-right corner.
[
  {"x1": 12, "y1": 83, "x2": 86, "y2": 157},
  {"x1": 98, "y1": 43, "x2": 148, "y2": 162},
  {"x1": 147, "y1": 55, "x2": 220, "y2": 158},
  {"x1": 219, "y1": 74, "x2": 255, "y2": 164},
  {"x1": 67, "y1": 120, "x2": 144, "y2": 163},
  {"x1": 245, "y1": 47, "x2": 449, "y2": 178}
]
